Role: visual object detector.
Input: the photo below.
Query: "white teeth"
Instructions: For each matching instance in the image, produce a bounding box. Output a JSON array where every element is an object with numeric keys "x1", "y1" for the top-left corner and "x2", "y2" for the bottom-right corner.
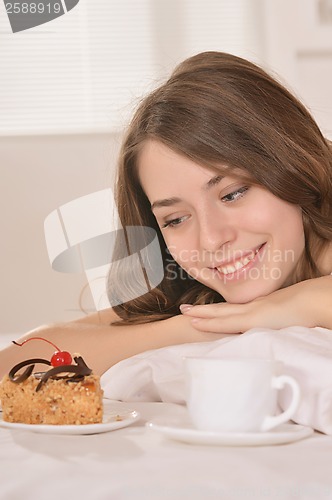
[
  {"x1": 242, "y1": 256, "x2": 251, "y2": 266},
  {"x1": 217, "y1": 250, "x2": 259, "y2": 275},
  {"x1": 234, "y1": 260, "x2": 244, "y2": 271}
]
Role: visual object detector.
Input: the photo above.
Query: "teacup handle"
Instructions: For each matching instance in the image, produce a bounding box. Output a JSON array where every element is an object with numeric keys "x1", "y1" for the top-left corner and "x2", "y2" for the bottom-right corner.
[{"x1": 261, "y1": 375, "x2": 301, "y2": 432}]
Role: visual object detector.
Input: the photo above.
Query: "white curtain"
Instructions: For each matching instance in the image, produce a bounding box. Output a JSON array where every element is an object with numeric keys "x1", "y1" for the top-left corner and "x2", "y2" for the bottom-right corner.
[{"x1": 0, "y1": 0, "x2": 264, "y2": 135}]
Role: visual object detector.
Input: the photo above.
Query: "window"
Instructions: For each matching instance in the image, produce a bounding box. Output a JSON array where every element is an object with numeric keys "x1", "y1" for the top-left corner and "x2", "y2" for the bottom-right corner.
[{"x1": 0, "y1": 0, "x2": 263, "y2": 135}]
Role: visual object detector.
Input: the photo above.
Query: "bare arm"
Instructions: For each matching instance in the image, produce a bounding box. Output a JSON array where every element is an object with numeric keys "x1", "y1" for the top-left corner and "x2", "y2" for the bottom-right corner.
[
  {"x1": 181, "y1": 275, "x2": 332, "y2": 333},
  {"x1": 73, "y1": 307, "x2": 120, "y2": 325},
  {"x1": 0, "y1": 313, "x2": 228, "y2": 378}
]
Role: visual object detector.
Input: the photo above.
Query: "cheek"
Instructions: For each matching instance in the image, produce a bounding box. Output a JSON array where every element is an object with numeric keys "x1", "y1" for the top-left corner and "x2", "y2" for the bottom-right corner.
[
  {"x1": 287, "y1": 214, "x2": 305, "y2": 261},
  {"x1": 277, "y1": 205, "x2": 304, "y2": 247},
  {"x1": 163, "y1": 237, "x2": 183, "y2": 268},
  {"x1": 250, "y1": 196, "x2": 304, "y2": 238},
  {"x1": 164, "y1": 237, "x2": 198, "y2": 271}
]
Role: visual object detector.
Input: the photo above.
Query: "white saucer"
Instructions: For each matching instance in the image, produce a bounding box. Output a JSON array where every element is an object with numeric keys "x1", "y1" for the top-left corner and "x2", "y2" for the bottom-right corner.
[
  {"x1": 0, "y1": 404, "x2": 140, "y2": 435},
  {"x1": 146, "y1": 417, "x2": 314, "y2": 446}
]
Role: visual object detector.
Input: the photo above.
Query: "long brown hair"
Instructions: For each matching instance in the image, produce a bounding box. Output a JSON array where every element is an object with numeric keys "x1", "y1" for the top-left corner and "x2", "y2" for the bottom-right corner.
[{"x1": 108, "y1": 51, "x2": 332, "y2": 324}]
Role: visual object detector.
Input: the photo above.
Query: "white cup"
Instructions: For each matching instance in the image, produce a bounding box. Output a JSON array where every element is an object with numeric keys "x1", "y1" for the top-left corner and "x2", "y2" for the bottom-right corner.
[{"x1": 184, "y1": 358, "x2": 300, "y2": 433}]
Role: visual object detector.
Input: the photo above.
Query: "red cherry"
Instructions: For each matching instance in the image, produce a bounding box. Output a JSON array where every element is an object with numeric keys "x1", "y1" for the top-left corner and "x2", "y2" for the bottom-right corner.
[
  {"x1": 13, "y1": 337, "x2": 73, "y2": 366},
  {"x1": 51, "y1": 351, "x2": 73, "y2": 367}
]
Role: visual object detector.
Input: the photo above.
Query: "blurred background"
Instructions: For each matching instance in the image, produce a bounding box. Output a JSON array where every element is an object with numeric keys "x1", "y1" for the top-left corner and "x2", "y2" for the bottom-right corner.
[{"x1": 0, "y1": 0, "x2": 332, "y2": 334}]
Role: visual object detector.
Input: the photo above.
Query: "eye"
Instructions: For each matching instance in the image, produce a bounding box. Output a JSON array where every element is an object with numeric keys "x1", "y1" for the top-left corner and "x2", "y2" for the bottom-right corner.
[
  {"x1": 221, "y1": 186, "x2": 249, "y2": 203},
  {"x1": 162, "y1": 215, "x2": 189, "y2": 229}
]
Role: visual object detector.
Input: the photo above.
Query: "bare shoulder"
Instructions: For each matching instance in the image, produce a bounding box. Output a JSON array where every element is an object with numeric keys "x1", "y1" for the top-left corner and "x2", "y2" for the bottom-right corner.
[
  {"x1": 73, "y1": 308, "x2": 120, "y2": 325},
  {"x1": 318, "y1": 241, "x2": 332, "y2": 275}
]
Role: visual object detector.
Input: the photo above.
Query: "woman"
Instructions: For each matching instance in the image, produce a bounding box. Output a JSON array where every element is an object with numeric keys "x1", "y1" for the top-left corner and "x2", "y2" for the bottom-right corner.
[
  {"x1": 1, "y1": 52, "x2": 331, "y2": 376},
  {"x1": 109, "y1": 50, "x2": 332, "y2": 329}
]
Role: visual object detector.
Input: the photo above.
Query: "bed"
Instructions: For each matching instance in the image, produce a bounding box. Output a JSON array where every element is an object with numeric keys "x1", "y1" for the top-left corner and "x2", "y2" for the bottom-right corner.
[{"x1": 1, "y1": 328, "x2": 332, "y2": 500}]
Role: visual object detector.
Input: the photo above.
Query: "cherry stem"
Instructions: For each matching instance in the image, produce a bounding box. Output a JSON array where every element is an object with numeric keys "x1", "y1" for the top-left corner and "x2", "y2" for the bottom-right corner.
[{"x1": 12, "y1": 336, "x2": 60, "y2": 352}]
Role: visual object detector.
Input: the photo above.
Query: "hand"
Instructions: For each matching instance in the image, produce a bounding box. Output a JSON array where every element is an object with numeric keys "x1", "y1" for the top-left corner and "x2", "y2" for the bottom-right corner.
[{"x1": 180, "y1": 277, "x2": 332, "y2": 333}]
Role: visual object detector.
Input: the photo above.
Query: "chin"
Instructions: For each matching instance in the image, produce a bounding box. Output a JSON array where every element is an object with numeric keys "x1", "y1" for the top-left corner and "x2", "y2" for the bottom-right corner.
[{"x1": 216, "y1": 280, "x2": 282, "y2": 304}]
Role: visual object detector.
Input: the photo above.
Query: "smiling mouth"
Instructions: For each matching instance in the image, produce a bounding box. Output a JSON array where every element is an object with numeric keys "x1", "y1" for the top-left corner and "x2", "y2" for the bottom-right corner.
[{"x1": 214, "y1": 244, "x2": 265, "y2": 276}]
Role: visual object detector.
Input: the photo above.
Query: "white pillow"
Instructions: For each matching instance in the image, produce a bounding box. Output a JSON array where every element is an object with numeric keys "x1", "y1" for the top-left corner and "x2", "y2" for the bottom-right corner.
[{"x1": 101, "y1": 326, "x2": 332, "y2": 435}]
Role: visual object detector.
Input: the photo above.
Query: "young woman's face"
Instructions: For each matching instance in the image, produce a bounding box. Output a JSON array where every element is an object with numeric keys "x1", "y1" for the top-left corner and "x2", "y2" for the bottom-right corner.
[{"x1": 138, "y1": 140, "x2": 305, "y2": 303}]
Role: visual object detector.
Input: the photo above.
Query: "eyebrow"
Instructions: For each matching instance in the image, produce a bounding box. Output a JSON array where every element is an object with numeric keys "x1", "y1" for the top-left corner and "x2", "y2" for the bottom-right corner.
[
  {"x1": 151, "y1": 174, "x2": 223, "y2": 211},
  {"x1": 204, "y1": 174, "x2": 223, "y2": 190}
]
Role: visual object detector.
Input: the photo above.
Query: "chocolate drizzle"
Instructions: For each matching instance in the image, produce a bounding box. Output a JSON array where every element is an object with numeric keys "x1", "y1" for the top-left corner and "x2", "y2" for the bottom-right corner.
[
  {"x1": 9, "y1": 358, "x2": 51, "y2": 383},
  {"x1": 8, "y1": 356, "x2": 92, "y2": 392}
]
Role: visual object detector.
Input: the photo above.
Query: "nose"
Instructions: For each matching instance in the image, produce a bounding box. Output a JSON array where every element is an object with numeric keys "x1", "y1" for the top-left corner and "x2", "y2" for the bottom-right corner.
[{"x1": 198, "y1": 210, "x2": 236, "y2": 254}]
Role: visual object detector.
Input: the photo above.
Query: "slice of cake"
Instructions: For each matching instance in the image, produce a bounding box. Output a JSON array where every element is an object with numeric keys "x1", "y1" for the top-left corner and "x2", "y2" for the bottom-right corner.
[{"x1": 0, "y1": 337, "x2": 103, "y2": 425}]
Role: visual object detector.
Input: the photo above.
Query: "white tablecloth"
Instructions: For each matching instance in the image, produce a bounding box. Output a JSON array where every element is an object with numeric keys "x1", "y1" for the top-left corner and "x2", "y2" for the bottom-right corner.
[
  {"x1": 1, "y1": 334, "x2": 332, "y2": 500},
  {"x1": 0, "y1": 400, "x2": 332, "y2": 500}
]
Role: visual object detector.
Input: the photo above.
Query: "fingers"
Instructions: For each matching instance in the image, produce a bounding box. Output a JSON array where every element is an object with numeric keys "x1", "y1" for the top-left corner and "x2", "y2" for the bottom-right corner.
[
  {"x1": 189, "y1": 317, "x2": 243, "y2": 335},
  {"x1": 180, "y1": 303, "x2": 228, "y2": 318},
  {"x1": 179, "y1": 302, "x2": 254, "y2": 334}
]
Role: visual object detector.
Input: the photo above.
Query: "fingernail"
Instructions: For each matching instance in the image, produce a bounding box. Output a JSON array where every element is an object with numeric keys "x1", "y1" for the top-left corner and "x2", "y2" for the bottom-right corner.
[{"x1": 180, "y1": 304, "x2": 193, "y2": 313}]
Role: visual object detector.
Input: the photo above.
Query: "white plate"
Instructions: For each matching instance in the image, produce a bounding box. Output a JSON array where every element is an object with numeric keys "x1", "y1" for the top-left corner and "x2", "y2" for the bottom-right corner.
[
  {"x1": 0, "y1": 404, "x2": 140, "y2": 435},
  {"x1": 146, "y1": 417, "x2": 314, "y2": 446}
]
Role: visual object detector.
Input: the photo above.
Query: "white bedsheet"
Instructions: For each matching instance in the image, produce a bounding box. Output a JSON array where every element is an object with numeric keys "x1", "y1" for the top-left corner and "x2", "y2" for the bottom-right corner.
[
  {"x1": 102, "y1": 326, "x2": 332, "y2": 435},
  {"x1": 0, "y1": 400, "x2": 331, "y2": 500},
  {"x1": 1, "y1": 331, "x2": 332, "y2": 499}
]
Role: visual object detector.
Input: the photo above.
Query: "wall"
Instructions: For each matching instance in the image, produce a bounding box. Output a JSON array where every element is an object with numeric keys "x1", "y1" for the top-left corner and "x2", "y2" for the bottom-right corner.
[
  {"x1": 0, "y1": 1, "x2": 266, "y2": 335},
  {"x1": 1, "y1": 0, "x2": 331, "y2": 335},
  {"x1": 263, "y1": 0, "x2": 332, "y2": 139},
  {"x1": 0, "y1": 133, "x2": 120, "y2": 333}
]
